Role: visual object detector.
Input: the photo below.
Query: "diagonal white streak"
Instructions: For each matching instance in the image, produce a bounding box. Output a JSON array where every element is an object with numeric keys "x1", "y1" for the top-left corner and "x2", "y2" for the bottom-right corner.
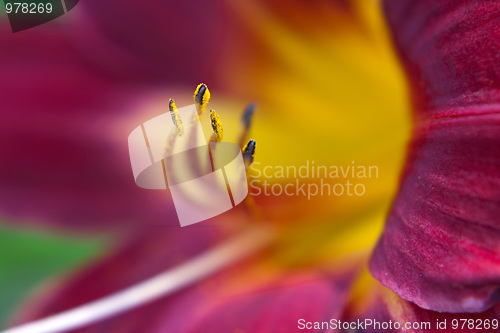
[
  {"x1": 2, "y1": 226, "x2": 273, "y2": 333},
  {"x1": 60, "y1": 0, "x2": 67, "y2": 12}
]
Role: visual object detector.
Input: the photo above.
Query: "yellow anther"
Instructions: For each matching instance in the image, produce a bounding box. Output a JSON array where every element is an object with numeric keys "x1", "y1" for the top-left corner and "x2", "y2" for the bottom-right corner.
[
  {"x1": 168, "y1": 98, "x2": 183, "y2": 135},
  {"x1": 242, "y1": 139, "x2": 256, "y2": 164},
  {"x1": 210, "y1": 109, "x2": 223, "y2": 141},
  {"x1": 194, "y1": 83, "x2": 210, "y2": 115},
  {"x1": 168, "y1": 98, "x2": 177, "y2": 111}
]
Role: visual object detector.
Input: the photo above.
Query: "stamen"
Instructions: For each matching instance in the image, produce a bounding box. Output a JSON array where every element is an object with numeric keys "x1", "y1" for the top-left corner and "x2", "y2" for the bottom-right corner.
[
  {"x1": 168, "y1": 98, "x2": 177, "y2": 111},
  {"x1": 241, "y1": 138, "x2": 260, "y2": 217},
  {"x1": 242, "y1": 139, "x2": 256, "y2": 165},
  {"x1": 238, "y1": 103, "x2": 256, "y2": 147},
  {"x1": 193, "y1": 83, "x2": 210, "y2": 116},
  {"x1": 241, "y1": 102, "x2": 256, "y2": 131},
  {"x1": 188, "y1": 84, "x2": 209, "y2": 176},
  {"x1": 168, "y1": 98, "x2": 183, "y2": 135},
  {"x1": 210, "y1": 109, "x2": 223, "y2": 142}
]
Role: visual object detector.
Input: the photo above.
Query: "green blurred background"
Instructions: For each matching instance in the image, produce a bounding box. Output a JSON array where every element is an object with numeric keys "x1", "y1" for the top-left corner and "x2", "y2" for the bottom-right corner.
[{"x1": 0, "y1": 226, "x2": 103, "y2": 326}]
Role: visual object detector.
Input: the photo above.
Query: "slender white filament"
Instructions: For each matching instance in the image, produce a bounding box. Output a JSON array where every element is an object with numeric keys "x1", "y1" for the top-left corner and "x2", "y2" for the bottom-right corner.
[{"x1": 2, "y1": 226, "x2": 273, "y2": 333}]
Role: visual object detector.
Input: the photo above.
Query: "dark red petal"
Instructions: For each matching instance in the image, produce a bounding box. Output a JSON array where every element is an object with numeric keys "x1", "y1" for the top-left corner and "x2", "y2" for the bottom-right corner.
[
  {"x1": 382, "y1": 0, "x2": 499, "y2": 114},
  {"x1": 370, "y1": 0, "x2": 500, "y2": 312},
  {"x1": 385, "y1": 291, "x2": 500, "y2": 333},
  {"x1": 348, "y1": 286, "x2": 500, "y2": 333}
]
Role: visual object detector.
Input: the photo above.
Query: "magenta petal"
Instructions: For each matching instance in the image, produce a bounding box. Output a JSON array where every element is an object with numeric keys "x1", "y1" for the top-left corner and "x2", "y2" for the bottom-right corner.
[
  {"x1": 0, "y1": 27, "x2": 179, "y2": 230},
  {"x1": 11, "y1": 227, "x2": 221, "y2": 327},
  {"x1": 370, "y1": 115, "x2": 500, "y2": 312},
  {"x1": 11, "y1": 226, "x2": 355, "y2": 333},
  {"x1": 353, "y1": 291, "x2": 500, "y2": 333},
  {"x1": 386, "y1": 293, "x2": 500, "y2": 333},
  {"x1": 382, "y1": 0, "x2": 500, "y2": 114},
  {"x1": 370, "y1": 0, "x2": 500, "y2": 312},
  {"x1": 71, "y1": 0, "x2": 227, "y2": 85},
  {"x1": 171, "y1": 273, "x2": 354, "y2": 333},
  {"x1": 112, "y1": 271, "x2": 355, "y2": 333}
]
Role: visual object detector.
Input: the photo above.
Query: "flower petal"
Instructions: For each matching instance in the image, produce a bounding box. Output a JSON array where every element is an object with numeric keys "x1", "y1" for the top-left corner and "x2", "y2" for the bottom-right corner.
[
  {"x1": 10, "y1": 226, "x2": 221, "y2": 327},
  {"x1": 0, "y1": 24, "x2": 181, "y2": 230},
  {"x1": 10, "y1": 226, "x2": 356, "y2": 333},
  {"x1": 345, "y1": 273, "x2": 500, "y2": 333},
  {"x1": 68, "y1": 0, "x2": 227, "y2": 84},
  {"x1": 385, "y1": 295, "x2": 500, "y2": 333},
  {"x1": 160, "y1": 271, "x2": 355, "y2": 333},
  {"x1": 370, "y1": 0, "x2": 500, "y2": 312}
]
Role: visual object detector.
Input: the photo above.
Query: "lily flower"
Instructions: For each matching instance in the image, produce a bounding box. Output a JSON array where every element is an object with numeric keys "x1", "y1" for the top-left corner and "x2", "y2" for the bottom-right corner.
[{"x1": 0, "y1": 0, "x2": 498, "y2": 332}]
